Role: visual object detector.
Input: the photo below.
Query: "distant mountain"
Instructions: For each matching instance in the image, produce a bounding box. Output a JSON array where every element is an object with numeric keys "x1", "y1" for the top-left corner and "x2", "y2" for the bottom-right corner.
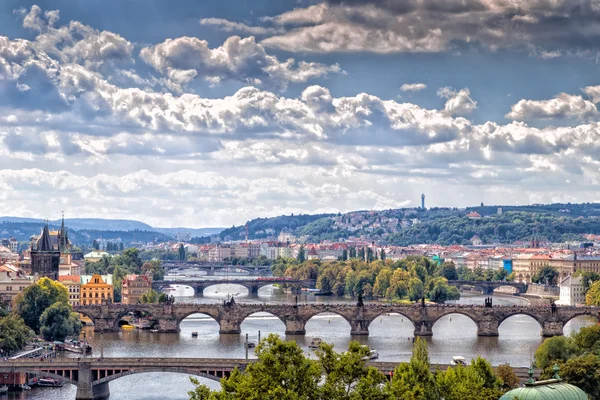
[
  {"x1": 0, "y1": 217, "x2": 154, "y2": 232},
  {"x1": 153, "y1": 227, "x2": 224, "y2": 237}
]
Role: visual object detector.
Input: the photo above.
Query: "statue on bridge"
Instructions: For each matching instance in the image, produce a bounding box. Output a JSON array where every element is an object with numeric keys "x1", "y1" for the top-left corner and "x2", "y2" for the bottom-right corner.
[
  {"x1": 484, "y1": 297, "x2": 493, "y2": 308},
  {"x1": 356, "y1": 293, "x2": 364, "y2": 307},
  {"x1": 224, "y1": 295, "x2": 236, "y2": 308}
]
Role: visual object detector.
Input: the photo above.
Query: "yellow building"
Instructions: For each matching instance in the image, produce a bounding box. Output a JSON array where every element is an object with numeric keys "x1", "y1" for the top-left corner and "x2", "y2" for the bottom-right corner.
[{"x1": 80, "y1": 274, "x2": 113, "y2": 305}]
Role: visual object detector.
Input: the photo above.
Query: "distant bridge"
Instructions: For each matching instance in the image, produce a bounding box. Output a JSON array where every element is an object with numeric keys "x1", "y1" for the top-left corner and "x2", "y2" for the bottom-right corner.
[
  {"x1": 153, "y1": 278, "x2": 316, "y2": 295},
  {"x1": 74, "y1": 302, "x2": 600, "y2": 337},
  {"x1": 162, "y1": 261, "x2": 271, "y2": 276},
  {"x1": 0, "y1": 357, "x2": 540, "y2": 400},
  {"x1": 447, "y1": 280, "x2": 528, "y2": 295}
]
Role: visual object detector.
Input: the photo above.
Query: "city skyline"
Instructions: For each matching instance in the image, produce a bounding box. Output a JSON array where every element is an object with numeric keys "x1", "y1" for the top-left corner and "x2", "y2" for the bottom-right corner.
[{"x1": 2, "y1": 0, "x2": 600, "y2": 227}]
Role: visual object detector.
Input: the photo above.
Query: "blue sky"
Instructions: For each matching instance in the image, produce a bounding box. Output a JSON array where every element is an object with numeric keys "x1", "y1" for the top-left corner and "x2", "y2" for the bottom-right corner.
[{"x1": 1, "y1": 0, "x2": 600, "y2": 227}]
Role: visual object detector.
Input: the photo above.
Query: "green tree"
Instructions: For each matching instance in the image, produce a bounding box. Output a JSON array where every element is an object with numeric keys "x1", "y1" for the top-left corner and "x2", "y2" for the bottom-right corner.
[
  {"x1": 586, "y1": 281, "x2": 600, "y2": 306},
  {"x1": 178, "y1": 244, "x2": 186, "y2": 261},
  {"x1": 437, "y1": 262, "x2": 458, "y2": 281},
  {"x1": 348, "y1": 247, "x2": 356, "y2": 259},
  {"x1": 534, "y1": 336, "x2": 574, "y2": 369},
  {"x1": 39, "y1": 302, "x2": 82, "y2": 342},
  {"x1": 140, "y1": 290, "x2": 160, "y2": 304},
  {"x1": 14, "y1": 277, "x2": 70, "y2": 333},
  {"x1": 341, "y1": 249, "x2": 348, "y2": 261},
  {"x1": 428, "y1": 278, "x2": 460, "y2": 304},
  {"x1": 189, "y1": 334, "x2": 321, "y2": 400},
  {"x1": 532, "y1": 266, "x2": 559, "y2": 286},
  {"x1": 408, "y1": 278, "x2": 425, "y2": 302},
  {"x1": 550, "y1": 355, "x2": 600, "y2": 400},
  {"x1": 389, "y1": 337, "x2": 439, "y2": 400},
  {"x1": 297, "y1": 245, "x2": 306, "y2": 263},
  {"x1": 573, "y1": 324, "x2": 600, "y2": 352},
  {"x1": 142, "y1": 260, "x2": 165, "y2": 281},
  {"x1": 0, "y1": 314, "x2": 33, "y2": 356}
]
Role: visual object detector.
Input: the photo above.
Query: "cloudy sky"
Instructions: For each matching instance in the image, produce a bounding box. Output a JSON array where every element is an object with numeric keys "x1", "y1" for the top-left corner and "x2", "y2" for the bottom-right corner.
[{"x1": 2, "y1": 0, "x2": 600, "y2": 228}]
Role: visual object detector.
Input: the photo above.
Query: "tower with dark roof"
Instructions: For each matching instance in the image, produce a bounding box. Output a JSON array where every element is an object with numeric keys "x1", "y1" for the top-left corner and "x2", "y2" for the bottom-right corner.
[{"x1": 30, "y1": 221, "x2": 61, "y2": 280}]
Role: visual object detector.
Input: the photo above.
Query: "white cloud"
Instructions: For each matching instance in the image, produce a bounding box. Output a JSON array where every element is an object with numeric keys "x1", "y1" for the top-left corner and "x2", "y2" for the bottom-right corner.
[
  {"x1": 506, "y1": 93, "x2": 599, "y2": 121},
  {"x1": 258, "y1": 1, "x2": 600, "y2": 55},
  {"x1": 400, "y1": 83, "x2": 427, "y2": 92},
  {"x1": 139, "y1": 35, "x2": 342, "y2": 91},
  {"x1": 437, "y1": 87, "x2": 477, "y2": 116},
  {"x1": 200, "y1": 18, "x2": 285, "y2": 35}
]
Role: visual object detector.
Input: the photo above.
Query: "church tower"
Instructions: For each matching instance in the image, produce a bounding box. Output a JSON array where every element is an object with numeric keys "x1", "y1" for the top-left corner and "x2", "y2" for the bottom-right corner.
[{"x1": 30, "y1": 222, "x2": 61, "y2": 280}]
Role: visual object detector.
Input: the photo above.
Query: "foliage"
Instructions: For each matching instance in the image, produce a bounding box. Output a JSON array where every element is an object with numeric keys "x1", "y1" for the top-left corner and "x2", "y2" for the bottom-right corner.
[
  {"x1": 495, "y1": 364, "x2": 519, "y2": 390},
  {"x1": 586, "y1": 281, "x2": 600, "y2": 306},
  {"x1": 532, "y1": 266, "x2": 559, "y2": 286},
  {"x1": 39, "y1": 302, "x2": 82, "y2": 342},
  {"x1": 297, "y1": 245, "x2": 306, "y2": 263},
  {"x1": 534, "y1": 336, "x2": 575, "y2": 369},
  {"x1": 544, "y1": 355, "x2": 600, "y2": 400},
  {"x1": 14, "y1": 277, "x2": 70, "y2": 333},
  {"x1": 438, "y1": 262, "x2": 458, "y2": 280},
  {"x1": 0, "y1": 314, "x2": 33, "y2": 356},
  {"x1": 140, "y1": 290, "x2": 168, "y2": 304}
]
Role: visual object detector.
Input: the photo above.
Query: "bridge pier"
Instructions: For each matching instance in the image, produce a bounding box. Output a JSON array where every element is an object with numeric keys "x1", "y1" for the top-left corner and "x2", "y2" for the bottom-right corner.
[
  {"x1": 542, "y1": 320, "x2": 564, "y2": 337},
  {"x1": 76, "y1": 362, "x2": 110, "y2": 400},
  {"x1": 414, "y1": 321, "x2": 433, "y2": 337},
  {"x1": 284, "y1": 317, "x2": 306, "y2": 335},
  {"x1": 477, "y1": 317, "x2": 499, "y2": 336},
  {"x1": 350, "y1": 319, "x2": 370, "y2": 336},
  {"x1": 219, "y1": 318, "x2": 241, "y2": 334},
  {"x1": 93, "y1": 318, "x2": 118, "y2": 333},
  {"x1": 158, "y1": 318, "x2": 180, "y2": 333}
]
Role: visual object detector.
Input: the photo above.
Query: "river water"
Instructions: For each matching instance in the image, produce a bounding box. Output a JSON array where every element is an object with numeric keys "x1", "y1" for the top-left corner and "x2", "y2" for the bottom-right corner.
[{"x1": 8, "y1": 274, "x2": 598, "y2": 400}]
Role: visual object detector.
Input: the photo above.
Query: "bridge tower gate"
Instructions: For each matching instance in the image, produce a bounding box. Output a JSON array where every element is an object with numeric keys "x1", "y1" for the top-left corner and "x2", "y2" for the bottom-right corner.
[{"x1": 76, "y1": 362, "x2": 110, "y2": 400}]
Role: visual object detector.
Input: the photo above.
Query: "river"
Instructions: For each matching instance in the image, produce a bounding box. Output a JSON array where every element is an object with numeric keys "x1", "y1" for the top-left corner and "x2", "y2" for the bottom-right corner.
[{"x1": 7, "y1": 275, "x2": 598, "y2": 400}]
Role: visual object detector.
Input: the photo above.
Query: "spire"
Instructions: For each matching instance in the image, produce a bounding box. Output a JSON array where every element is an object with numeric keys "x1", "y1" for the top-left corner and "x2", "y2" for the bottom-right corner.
[
  {"x1": 40, "y1": 223, "x2": 51, "y2": 252},
  {"x1": 60, "y1": 211, "x2": 67, "y2": 252}
]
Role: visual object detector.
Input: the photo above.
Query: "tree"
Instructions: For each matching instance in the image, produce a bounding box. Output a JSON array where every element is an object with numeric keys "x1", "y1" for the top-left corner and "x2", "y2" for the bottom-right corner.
[
  {"x1": 532, "y1": 266, "x2": 559, "y2": 286},
  {"x1": 39, "y1": 302, "x2": 82, "y2": 342},
  {"x1": 0, "y1": 314, "x2": 33, "y2": 356},
  {"x1": 140, "y1": 290, "x2": 159, "y2": 304},
  {"x1": 142, "y1": 260, "x2": 165, "y2": 281},
  {"x1": 380, "y1": 249, "x2": 386, "y2": 261},
  {"x1": 572, "y1": 324, "x2": 600, "y2": 352},
  {"x1": 92, "y1": 240, "x2": 99, "y2": 250},
  {"x1": 389, "y1": 337, "x2": 439, "y2": 400},
  {"x1": 349, "y1": 247, "x2": 356, "y2": 259},
  {"x1": 408, "y1": 278, "x2": 425, "y2": 302},
  {"x1": 297, "y1": 245, "x2": 306, "y2": 263},
  {"x1": 495, "y1": 364, "x2": 519, "y2": 391},
  {"x1": 178, "y1": 244, "x2": 186, "y2": 261},
  {"x1": 119, "y1": 242, "x2": 124, "y2": 251},
  {"x1": 14, "y1": 278, "x2": 70, "y2": 333},
  {"x1": 428, "y1": 278, "x2": 461, "y2": 304},
  {"x1": 189, "y1": 334, "x2": 322, "y2": 400},
  {"x1": 341, "y1": 249, "x2": 348, "y2": 261},
  {"x1": 437, "y1": 262, "x2": 458, "y2": 281},
  {"x1": 552, "y1": 355, "x2": 600, "y2": 400},
  {"x1": 586, "y1": 281, "x2": 600, "y2": 306},
  {"x1": 534, "y1": 336, "x2": 574, "y2": 369}
]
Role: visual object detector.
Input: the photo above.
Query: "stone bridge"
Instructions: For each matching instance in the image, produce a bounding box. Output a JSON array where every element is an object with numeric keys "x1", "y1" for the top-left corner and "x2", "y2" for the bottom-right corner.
[
  {"x1": 153, "y1": 278, "x2": 316, "y2": 296},
  {"x1": 447, "y1": 280, "x2": 528, "y2": 294},
  {"x1": 74, "y1": 303, "x2": 600, "y2": 337},
  {"x1": 163, "y1": 261, "x2": 271, "y2": 276},
  {"x1": 0, "y1": 357, "x2": 540, "y2": 400}
]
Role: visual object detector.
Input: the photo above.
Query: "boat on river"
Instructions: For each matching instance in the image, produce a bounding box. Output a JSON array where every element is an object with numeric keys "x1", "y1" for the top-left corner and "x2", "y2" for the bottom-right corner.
[
  {"x1": 450, "y1": 356, "x2": 467, "y2": 366},
  {"x1": 121, "y1": 324, "x2": 134, "y2": 330},
  {"x1": 36, "y1": 378, "x2": 65, "y2": 387},
  {"x1": 0, "y1": 385, "x2": 8, "y2": 395},
  {"x1": 63, "y1": 339, "x2": 92, "y2": 354},
  {"x1": 362, "y1": 348, "x2": 379, "y2": 361},
  {"x1": 308, "y1": 337, "x2": 322, "y2": 348},
  {"x1": 191, "y1": 332, "x2": 198, "y2": 337}
]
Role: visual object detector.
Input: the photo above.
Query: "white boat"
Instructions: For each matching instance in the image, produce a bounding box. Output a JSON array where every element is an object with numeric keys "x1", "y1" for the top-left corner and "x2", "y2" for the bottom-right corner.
[
  {"x1": 362, "y1": 348, "x2": 379, "y2": 361},
  {"x1": 450, "y1": 356, "x2": 467, "y2": 366},
  {"x1": 0, "y1": 385, "x2": 7, "y2": 395},
  {"x1": 308, "y1": 337, "x2": 322, "y2": 348},
  {"x1": 37, "y1": 378, "x2": 64, "y2": 387},
  {"x1": 63, "y1": 339, "x2": 92, "y2": 354}
]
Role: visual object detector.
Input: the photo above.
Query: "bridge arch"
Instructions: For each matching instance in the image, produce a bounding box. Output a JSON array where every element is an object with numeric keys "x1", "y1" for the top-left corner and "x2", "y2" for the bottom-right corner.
[
  {"x1": 93, "y1": 368, "x2": 225, "y2": 385},
  {"x1": 497, "y1": 312, "x2": 544, "y2": 334},
  {"x1": 304, "y1": 311, "x2": 353, "y2": 333},
  {"x1": 176, "y1": 311, "x2": 221, "y2": 332},
  {"x1": 430, "y1": 310, "x2": 480, "y2": 334},
  {"x1": 563, "y1": 312, "x2": 600, "y2": 335},
  {"x1": 366, "y1": 311, "x2": 416, "y2": 330}
]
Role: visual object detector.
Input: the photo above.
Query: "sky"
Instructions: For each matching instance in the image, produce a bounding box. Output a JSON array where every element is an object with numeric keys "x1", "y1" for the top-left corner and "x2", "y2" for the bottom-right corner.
[{"x1": 2, "y1": 0, "x2": 600, "y2": 228}]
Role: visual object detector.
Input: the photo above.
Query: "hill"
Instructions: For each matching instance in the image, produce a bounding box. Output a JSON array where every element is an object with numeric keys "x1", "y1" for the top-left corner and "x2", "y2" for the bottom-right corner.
[{"x1": 219, "y1": 203, "x2": 600, "y2": 245}]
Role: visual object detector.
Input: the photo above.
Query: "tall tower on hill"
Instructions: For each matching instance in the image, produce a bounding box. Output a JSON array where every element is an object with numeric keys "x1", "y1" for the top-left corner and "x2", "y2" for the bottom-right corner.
[{"x1": 421, "y1": 193, "x2": 425, "y2": 210}]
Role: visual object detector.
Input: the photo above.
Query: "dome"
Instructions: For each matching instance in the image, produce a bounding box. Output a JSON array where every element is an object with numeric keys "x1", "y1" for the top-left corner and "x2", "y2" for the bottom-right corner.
[{"x1": 500, "y1": 381, "x2": 588, "y2": 400}]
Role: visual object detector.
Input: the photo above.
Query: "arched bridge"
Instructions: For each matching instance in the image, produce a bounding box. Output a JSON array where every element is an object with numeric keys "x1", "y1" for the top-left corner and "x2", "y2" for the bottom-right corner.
[
  {"x1": 163, "y1": 261, "x2": 271, "y2": 276},
  {"x1": 447, "y1": 280, "x2": 528, "y2": 294},
  {"x1": 0, "y1": 357, "x2": 246, "y2": 400},
  {"x1": 74, "y1": 303, "x2": 600, "y2": 338},
  {"x1": 0, "y1": 357, "x2": 540, "y2": 400},
  {"x1": 153, "y1": 278, "x2": 316, "y2": 296}
]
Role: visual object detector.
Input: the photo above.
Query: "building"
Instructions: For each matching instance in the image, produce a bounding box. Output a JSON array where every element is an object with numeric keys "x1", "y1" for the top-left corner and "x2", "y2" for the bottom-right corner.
[
  {"x1": 500, "y1": 368, "x2": 587, "y2": 400},
  {"x1": 29, "y1": 224, "x2": 61, "y2": 280},
  {"x1": 465, "y1": 211, "x2": 482, "y2": 219},
  {"x1": 0, "y1": 267, "x2": 33, "y2": 303},
  {"x1": 80, "y1": 274, "x2": 114, "y2": 305},
  {"x1": 278, "y1": 229, "x2": 296, "y2": 244},
  {"x1": 58, "y1": 275, "x2": 81, "y2": 306},
  {"x1": 557, "y1": 275, "x2": 586, "y2": 306},
  {"x1": 421, "y1": 193, "x2": 425, "y2": 210},
  {"x1": 83, "y1": 251, "x2": 110, "y2": 263},
  {"x1": 121, "y1": 274, "x2": 153, "y2": 304}
]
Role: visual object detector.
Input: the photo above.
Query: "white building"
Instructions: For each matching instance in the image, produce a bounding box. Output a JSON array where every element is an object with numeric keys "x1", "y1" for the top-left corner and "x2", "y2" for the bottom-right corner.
[{"x1": 557, "y1": 275, "x2": 586, "y2": 306}]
